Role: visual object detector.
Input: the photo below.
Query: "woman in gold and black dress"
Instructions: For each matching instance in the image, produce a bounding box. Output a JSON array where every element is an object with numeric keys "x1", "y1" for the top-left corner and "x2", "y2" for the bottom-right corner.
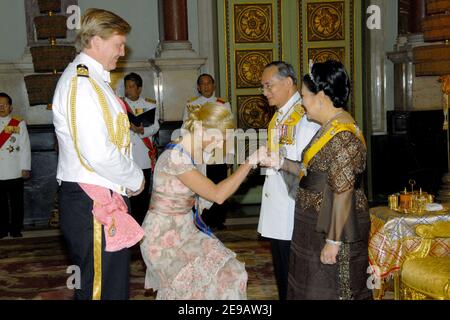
[{"x1": 266, "y1": 60, "x2": 372, "y2": 299}]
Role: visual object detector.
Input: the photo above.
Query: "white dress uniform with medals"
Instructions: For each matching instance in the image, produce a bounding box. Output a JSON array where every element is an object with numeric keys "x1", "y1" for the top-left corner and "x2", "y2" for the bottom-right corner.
[
  {"x1": 257, "y1": 91, "x2": 320, "y2": 300},
  {"x1": 52, "y1": 52, "x2": 144, "y2": 300},
  {"x1": 0, "y1": 114, "x2": 31, "y2": 237},
  {"x1": 258, "y1": 92, "x2": 320, "y2": 240}
]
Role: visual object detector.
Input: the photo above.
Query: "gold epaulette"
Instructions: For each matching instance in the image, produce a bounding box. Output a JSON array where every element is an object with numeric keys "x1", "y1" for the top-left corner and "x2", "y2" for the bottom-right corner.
[
  {"x1": 12, "y1": 115, "x2": 23, "y2": 122},
  {"x1": 294, "y1": 103, "x2": 305, "y2": 116},
  {"x1": 187, "y1": 96, "x2": 198, "y2": 104},
  {"x1": 76, "y1": 64, "x2": 89, "y2": 78},
  {"x1": 283, "y1": 103, "x2": 305, "y2": 126},
  {"x1": 145, "y1": 97, "x2": 156, "y2": 104},
  {"x1": 216, "y1": 97, "x2": 227, "y2": 104}
]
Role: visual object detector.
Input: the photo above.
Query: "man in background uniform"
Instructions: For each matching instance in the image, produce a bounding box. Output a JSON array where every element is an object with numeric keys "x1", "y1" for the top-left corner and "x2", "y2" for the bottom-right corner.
[
  {"x1": 0, "y1": 92, "x2": 31, "y2": 239},
  {"x1": 182, "y1": 73, "x2": 232, "y2": 122},
  {"x1": 257, "y1": 61, "x2": 320, "y2": 300},
  {"x1": 122, "y1": 72, "x2": 160, "y2": 225}
]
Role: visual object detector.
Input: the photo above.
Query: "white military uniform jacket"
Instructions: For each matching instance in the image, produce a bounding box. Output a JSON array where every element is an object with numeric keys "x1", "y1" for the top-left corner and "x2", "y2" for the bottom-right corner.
[
  {"x1": 52, "y1": 52, "x2": 143, "y2": 195},
  {"x1": 182, "y1": 95, "x2": 232, "y2": 122},
  {"x1": 257, "y1": 92, "x2": 321, "y2": 240},
  {"x1": 0, "y1": 115, "x2": 31, "y2": 180},
  {"x1": 123, "y1": 96, "x2": 160, "y2": 170}
]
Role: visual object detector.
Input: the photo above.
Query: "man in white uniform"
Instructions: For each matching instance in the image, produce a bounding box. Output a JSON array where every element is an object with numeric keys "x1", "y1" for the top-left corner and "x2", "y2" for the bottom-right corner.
[
  {"x1": 52, "y1": 9, "x2": 144, "y2": 300},
  {"x1": 0, "y1": 92, "x2": 31, "y2": 239},
  {"x1": 258, "y1": 61, "x2": 320, "y2": 300},
  {"x1": 122, "y1": 72, "x2": 160, "y2": 225},
  {"x1": 182, "y1": 73, "x2": 232, "y2": 122}
]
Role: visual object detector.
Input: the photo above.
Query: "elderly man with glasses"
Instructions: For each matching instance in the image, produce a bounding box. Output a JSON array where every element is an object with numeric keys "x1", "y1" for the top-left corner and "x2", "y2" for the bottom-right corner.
[
  {"x1": 257, "y1": 61, "x2": 320, "y2": 300},
  {"x1": 0, "y1": 92, "x2": 31, "y2": 239}
]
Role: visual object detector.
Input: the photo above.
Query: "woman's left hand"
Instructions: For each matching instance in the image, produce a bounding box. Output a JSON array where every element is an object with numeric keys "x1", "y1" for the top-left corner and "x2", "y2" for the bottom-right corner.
[{"x1": 320, "y1": 242, "x2": 340, "y2": 265}]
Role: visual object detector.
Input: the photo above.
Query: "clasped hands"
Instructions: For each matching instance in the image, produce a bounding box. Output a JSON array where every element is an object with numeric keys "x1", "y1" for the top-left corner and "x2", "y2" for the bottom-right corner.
[{"x1": 247, "y1": 146, "x2": 283, "y2": 169}]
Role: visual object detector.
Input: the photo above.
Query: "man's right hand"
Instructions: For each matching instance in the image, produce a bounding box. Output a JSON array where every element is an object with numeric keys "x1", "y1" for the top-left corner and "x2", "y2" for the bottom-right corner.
[
  {"x1": 126, "y1": 178, "x2": 145, "y2": 197},
  {"x1": 130, "y1": 123, "x2": 139, "y2": 133},
  {"x1": 130, "y1": 123, "x2": 145, "y2": 135}
]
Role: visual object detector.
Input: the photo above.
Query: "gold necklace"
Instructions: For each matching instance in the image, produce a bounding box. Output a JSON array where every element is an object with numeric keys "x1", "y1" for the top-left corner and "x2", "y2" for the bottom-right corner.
[
  {"x1": 275, "y1": 97, "x2": 302, "y2": 127},
  {"x1": 322, "y1": 110, "x2": 344, "y2": 129}
]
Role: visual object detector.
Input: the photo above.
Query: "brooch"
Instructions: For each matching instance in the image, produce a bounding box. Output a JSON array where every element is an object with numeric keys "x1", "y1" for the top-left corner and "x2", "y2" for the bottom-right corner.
[{"x1": 108, "y1": 218, "x2": 116, "y2": 237}]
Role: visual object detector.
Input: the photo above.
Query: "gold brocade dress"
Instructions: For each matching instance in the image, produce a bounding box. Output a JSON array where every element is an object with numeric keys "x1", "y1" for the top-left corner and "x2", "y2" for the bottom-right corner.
[{"x1": 286, "y1": 112, "x2": 372, "y2": 300}]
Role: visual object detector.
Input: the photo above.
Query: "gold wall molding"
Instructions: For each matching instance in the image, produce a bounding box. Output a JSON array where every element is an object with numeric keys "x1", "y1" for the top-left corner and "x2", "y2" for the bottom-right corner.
[
  {"x1": 223, "y1": 0, "x2": 281, "y2": 129},
  {"x1": 308, "y1": 47, "x2": 345, "y2": 64},
  {"x1": 235, "y1": 49, "x2": 273, "y2": 88},
  {"x1": 237, "y1": 95, "x2": 274, "y2": 129},
  {"x1": 307, "y1": 1, "x2": 345, "y2": 41},
  {"x1": 234, "y1": 3, "x2": 273, "y2": 43},
  {"x1": 299, "y1": 0, "x2": 355, "y2": 116}
]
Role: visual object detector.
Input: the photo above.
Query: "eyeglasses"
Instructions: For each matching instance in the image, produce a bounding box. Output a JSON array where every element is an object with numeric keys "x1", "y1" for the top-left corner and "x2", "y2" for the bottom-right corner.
[
  {"x1": 258, "y1": 78, "x2": 286, "y2": 94},
  {"x1": 0, "y1": 104, "x2": 10, "y2": 108},
  {"x1": 259, "y1": 82, "x2": 278, "y2": 94}
]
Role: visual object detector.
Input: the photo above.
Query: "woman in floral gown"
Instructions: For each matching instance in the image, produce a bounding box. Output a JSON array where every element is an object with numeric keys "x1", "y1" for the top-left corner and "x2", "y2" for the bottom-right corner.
[{"x1": 140, "y1": 103, "x2": 265, "y2": 300}]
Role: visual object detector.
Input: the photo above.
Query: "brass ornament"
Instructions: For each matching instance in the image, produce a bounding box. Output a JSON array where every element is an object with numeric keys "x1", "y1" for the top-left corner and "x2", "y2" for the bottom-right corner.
[
  {"x1": 308, "y1": 47, "x2": 345, "y2": 64},
  {"x1": 238, "y1": 95, "x2": 274, "y2": 129},
  {"x1": 236, "y1": 50, "x2": 273, "y2": 88},
  {"x1": 307, "y1": 2, "x2": 345, "y2": 41},
  {"x1": 234, "y1": 4, "x2": 273, "y2": 43}
]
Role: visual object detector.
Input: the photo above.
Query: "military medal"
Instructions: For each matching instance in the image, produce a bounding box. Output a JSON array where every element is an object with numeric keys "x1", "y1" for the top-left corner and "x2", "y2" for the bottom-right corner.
[{"x1": 108, "y1": 218, "x2": 116, "y2": 237}]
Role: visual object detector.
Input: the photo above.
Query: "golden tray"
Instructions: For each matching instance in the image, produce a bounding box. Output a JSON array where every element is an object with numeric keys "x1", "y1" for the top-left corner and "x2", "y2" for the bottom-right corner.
[{"x1": 392, "y1": 205, "x2": 450, "y2": 215}]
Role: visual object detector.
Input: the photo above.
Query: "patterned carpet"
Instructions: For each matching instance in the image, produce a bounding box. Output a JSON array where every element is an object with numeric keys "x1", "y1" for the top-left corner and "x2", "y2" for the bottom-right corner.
[{"x1": 0, "y1": 226, "x2": 278, "y2": 300}]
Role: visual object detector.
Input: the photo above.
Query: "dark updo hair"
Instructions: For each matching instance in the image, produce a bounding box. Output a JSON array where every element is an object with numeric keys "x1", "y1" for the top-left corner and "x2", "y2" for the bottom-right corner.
[{"x1": 302, "y1": 60, "x2": 350, "y2": 109}]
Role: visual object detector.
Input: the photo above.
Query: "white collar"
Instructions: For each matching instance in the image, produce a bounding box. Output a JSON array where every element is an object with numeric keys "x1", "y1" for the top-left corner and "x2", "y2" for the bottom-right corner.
[
  {"x1": 0, "y1": 115, "x2": 11, "y2": 122},
  {"x1": 278, "y1": 92, "x2": 301, "y2": 115},
  {"x1": 77, "y1": 52, "x2": 111, "y2": 83},
  {"x1": 125, "y1": 96, "x2": 144, "y2": 104}
]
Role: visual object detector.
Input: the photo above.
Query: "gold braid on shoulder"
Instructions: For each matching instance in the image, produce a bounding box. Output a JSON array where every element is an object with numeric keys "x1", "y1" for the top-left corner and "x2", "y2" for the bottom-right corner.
[{"x1": 68, "y1": 64, "x2": 130, "y2": 172}]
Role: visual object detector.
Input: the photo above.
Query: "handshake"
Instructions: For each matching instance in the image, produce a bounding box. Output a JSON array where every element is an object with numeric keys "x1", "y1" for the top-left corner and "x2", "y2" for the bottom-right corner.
[{"x1": 247, "y1": 146, "x2": 284, "y2": 170}]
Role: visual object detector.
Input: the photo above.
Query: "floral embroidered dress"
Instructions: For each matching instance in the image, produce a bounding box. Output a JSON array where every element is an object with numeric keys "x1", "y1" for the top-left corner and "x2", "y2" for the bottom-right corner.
[{"x1": 140, "y1": 148, "x2": 247, "y2": 300}]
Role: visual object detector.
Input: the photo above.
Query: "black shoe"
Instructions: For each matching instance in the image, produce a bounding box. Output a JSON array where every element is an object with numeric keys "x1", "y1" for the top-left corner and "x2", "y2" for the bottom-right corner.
[
  {"x1": 10, "y1": 232, "x2": 23, "y2": 238},
  {"x1": 144, "y1": 289, "x2": 157, "y2": 298}
]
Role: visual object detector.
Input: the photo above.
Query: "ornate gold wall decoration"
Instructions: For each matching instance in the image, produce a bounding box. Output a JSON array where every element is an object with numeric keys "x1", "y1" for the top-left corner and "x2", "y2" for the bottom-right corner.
[
  {"x1": 307, "y1": 2, "x2": 344, "y2": 41},
  {"x1": 234, "y1": 4, "x2": 273, "y2": 43},
  {"x1": 238, "y1": 95, "x2": 274, "y2": 129},
  {"x1": 236, "y1": 50, "x2": 273, "y2": 88},
  {"x1": 308, "y1": 47, "x2": 345, "y2": 64}
]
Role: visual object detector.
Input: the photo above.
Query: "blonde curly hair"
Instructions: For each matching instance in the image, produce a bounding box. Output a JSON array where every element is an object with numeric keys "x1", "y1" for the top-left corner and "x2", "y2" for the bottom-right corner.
[{"x1": 183, "y1": 102, "x2": 234, "y2": 133}]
